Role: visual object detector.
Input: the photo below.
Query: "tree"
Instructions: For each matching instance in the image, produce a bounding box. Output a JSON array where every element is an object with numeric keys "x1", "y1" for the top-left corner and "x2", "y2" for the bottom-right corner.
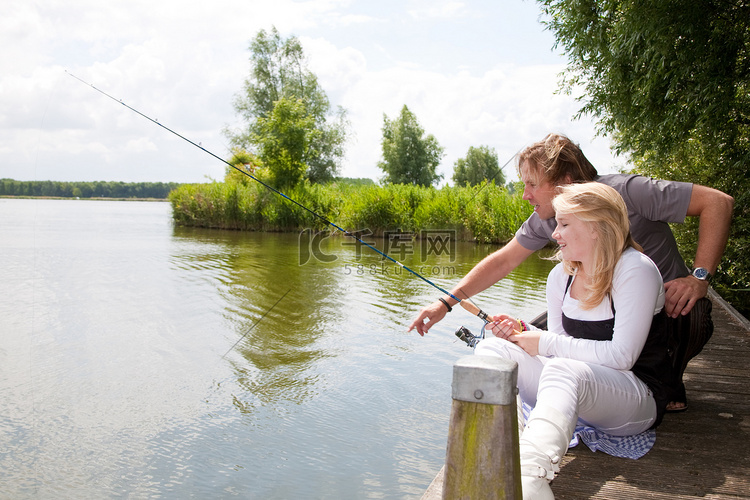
[
  {"x1": 227, "y1": 27, "x2": 349, "y2": 186},
  {"x1": 225, "y1": 149, "x2": 262, "y2": 186},
  {"x1": 253, "y1": 96, "x2": 314, "y2": 189},
  {"x1": 452, "y1": 145, "x2": 503, "y2": 186},
  {"x1": 538, "y1": 0, "x2": 749, "y2": 168},
  {"x1": 537, "y1": 0, "x2": 750, "y2": 313},
  {"x1": 378, "y1": 105, "x2": 444, "y2": 186}
]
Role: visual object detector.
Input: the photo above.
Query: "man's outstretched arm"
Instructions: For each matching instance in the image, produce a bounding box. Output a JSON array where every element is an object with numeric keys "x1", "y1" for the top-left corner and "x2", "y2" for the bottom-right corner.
[{"x1": 408, "y1": 237, "x2": 535, "y2": 335}]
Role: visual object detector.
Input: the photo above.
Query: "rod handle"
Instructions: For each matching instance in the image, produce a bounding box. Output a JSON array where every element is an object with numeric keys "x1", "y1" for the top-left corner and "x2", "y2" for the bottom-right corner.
[{"x1": 459, "y1": 301, "x2": 490, "y2": 322}]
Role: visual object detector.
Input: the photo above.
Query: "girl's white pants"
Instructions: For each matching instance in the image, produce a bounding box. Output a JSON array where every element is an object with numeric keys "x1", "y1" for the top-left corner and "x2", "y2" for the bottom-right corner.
[{"x1": 475, "y1": 337, "x2": 656, "y2": 436}]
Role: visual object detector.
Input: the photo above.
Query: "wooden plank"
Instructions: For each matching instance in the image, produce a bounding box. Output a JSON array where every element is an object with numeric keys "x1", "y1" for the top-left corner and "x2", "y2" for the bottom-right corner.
[
  {"x1": 553, "y1": 295, "x2": 750, "y2": 499},
  {"x1": 422, "y1": 466, "x2": 444, "y2": 500}
]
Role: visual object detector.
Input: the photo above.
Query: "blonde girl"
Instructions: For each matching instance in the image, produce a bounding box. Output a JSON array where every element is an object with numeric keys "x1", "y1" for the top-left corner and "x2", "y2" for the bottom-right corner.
[{"x1": 476, "y1": 183, "x2": 671, "y2": 499}]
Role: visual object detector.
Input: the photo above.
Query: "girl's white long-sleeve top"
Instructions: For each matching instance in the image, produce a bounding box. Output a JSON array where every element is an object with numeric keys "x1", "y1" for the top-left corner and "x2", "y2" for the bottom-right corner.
[{"x1": 538, "y1": 247, "x2": 665, "y2": 371}]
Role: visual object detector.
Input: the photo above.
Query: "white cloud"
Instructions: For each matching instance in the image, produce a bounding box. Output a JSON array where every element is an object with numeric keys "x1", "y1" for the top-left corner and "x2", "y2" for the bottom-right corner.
[
  {"x1": 408, "y1": 1, "x2": 467, "y2": 20},
  {"x1": 302, "y1": 43, "x2": 620, "y2": 183},
  {"x1": 0, "y1": 0, "x2": 621, "y2": 184}
]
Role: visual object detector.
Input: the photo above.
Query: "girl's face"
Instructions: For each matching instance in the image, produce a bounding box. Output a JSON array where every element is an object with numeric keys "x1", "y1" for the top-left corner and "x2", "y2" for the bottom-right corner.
[{"x1": 552, "y1": 213, "x2": 597, "y2": 267}]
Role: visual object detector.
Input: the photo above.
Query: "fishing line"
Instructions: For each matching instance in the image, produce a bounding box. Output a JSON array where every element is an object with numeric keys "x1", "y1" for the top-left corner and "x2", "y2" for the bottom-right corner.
[
  {"x1": 66, "y1": 71, "x2": 475, "y2": 307},
  {"x1": 221, "y1": 288, "x2": 292, "y2": 359},
  {"x1": 466, "y1": 150, "x2": 521, "y2": 204}
]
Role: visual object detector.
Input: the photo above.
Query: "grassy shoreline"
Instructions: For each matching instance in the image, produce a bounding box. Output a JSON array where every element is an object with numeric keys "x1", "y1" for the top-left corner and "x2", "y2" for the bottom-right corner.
[{"x1": 168, "y1": 181, "x2": 532, "y2": 244}]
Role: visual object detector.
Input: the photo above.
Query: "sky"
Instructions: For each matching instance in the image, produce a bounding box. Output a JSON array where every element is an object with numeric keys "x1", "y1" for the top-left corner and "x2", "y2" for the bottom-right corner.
[{"x1": 1, "y1": 0, "x2": 627, "y2": 185}]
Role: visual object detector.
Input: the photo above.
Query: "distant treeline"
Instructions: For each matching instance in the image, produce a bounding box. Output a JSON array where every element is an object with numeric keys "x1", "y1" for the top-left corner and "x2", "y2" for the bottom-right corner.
[{"x1": 0, "y1": 179, "x2": 182, "y2": 199}]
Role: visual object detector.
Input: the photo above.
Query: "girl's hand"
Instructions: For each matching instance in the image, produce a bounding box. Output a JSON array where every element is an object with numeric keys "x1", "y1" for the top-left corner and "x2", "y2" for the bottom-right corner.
[
  {"x1": 509, "y1": 331, "x2": 541, "y2": 356},
  {"x1": 487, "y1": 314, "x2": 521, "y2": 340}
]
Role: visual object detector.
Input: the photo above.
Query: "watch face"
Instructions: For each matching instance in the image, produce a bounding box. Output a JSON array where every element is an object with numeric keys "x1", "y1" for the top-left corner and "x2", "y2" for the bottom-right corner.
[{"x1": 693, "y1": 268, "x2": 709, "y2": 280}]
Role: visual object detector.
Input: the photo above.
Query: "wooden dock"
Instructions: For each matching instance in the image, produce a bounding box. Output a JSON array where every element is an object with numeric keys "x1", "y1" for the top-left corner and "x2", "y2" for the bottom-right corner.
[{"x1": 423, "y1": 291, "x2": 750, "y2": 499}]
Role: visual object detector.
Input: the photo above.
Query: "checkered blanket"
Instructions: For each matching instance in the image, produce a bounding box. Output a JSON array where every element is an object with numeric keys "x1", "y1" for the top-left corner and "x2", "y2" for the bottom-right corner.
[{"x1": 521, "y1": 402, "x2": 655, "y2": 459}]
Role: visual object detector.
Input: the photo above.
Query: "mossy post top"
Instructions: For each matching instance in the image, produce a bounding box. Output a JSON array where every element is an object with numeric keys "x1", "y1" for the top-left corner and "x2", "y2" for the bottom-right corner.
[{"x1": 451, "y1": 355, "x2": 518, "y2": 406}]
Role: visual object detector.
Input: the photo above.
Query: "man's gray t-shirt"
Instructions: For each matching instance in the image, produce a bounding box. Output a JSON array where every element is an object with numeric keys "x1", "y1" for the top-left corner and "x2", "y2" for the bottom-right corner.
[{"x1": 515, "y1": 174, "x2": 693, "y2": 282}]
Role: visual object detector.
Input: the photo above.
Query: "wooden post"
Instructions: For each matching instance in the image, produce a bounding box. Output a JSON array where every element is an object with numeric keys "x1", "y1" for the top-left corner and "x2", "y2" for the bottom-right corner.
[{"x1": 442, "y1": 355, "x2": 521, "y2": 500}]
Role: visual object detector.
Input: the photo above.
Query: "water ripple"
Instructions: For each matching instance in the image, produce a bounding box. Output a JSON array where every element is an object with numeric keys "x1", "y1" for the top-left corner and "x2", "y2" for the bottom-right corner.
[{"x1": 0, "y1": 200, "x2": 554, "y2": 499}]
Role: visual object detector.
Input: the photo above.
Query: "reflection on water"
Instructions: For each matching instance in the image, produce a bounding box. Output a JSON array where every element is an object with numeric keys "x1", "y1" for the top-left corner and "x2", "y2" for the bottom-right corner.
[{"x1": 0, "y1": 199, "x2": 555, "y2": 499}]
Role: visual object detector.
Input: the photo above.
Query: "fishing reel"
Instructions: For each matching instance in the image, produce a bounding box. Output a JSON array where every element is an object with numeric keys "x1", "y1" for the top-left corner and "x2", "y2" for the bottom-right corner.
[{"x1": 454, "y1": 325, "x2": 483, "y2": 348}]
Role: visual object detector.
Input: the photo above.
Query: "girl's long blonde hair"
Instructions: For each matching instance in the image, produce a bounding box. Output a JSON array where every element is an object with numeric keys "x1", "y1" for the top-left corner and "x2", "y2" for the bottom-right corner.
[{"x1": 552, "y1": 183, "x2": 642, "y2": 309}]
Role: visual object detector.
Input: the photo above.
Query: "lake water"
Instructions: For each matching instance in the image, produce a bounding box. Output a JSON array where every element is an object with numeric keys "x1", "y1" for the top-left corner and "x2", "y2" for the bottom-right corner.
[{"x1": 0, "y1": 198, "x2": 555, "y2": 499}]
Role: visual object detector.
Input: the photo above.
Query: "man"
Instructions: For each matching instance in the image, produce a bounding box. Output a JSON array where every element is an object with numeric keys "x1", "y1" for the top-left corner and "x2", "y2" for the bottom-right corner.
[{"x1": 408, "y1": 133, "x2": 734, "y2": 412}]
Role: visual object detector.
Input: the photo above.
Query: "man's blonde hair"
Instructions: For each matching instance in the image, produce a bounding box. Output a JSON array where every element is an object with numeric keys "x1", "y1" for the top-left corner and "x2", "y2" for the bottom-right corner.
[
  {"x1": 552, "y1": 183, "x2": 642, "y2": 309},
  {"x1": 518, "y1": 133, "x2": 597, "y2": 185}
]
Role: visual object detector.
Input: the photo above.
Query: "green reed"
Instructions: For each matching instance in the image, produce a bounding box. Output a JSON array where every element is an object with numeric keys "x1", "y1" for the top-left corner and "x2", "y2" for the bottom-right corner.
[{"x1": 168, "y1": 181, "x2": 532, "y2": 243}]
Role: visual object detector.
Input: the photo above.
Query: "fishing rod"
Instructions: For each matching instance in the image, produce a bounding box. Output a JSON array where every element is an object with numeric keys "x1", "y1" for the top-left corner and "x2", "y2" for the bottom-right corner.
[{"x1": 66, "y1": 70, "x2": 499, "y2": 322}]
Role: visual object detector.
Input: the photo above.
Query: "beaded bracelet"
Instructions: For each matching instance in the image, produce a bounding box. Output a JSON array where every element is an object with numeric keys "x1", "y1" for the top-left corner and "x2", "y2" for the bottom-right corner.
[
  {"x1": 517, "y1": 318, "x2": 528, "y2": 332},
  {"x1": 438, "y1": 297, "x2": 453, "y2": 312}
]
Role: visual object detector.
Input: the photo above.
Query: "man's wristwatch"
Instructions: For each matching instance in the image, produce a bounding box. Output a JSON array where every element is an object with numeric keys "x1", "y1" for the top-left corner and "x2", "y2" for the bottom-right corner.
[{"x1": 692, "y1": 267, "x2": 712, "y2": 282}]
